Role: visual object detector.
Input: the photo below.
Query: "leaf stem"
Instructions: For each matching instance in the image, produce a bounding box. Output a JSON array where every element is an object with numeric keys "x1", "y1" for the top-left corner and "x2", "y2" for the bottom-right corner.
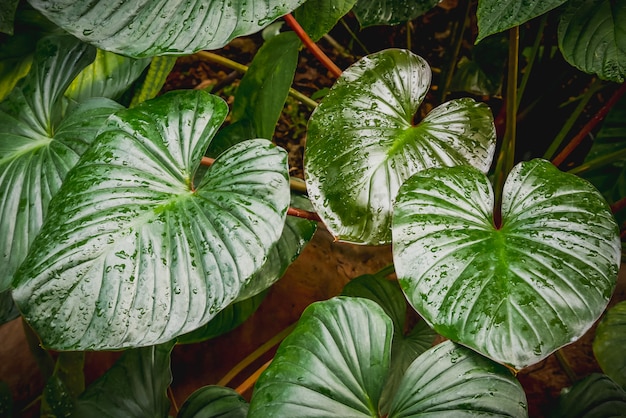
[
  {"x1": 517, "y1": 13, "x2": 547, "y2": 108},
  {"x1": 552, "y1": 82, "x2": 626, "y2": 167},
  {"x1": 611, "y1": 196, "x2": 626, "y2": 214},
  {"x1": 567, "y1": 147, "x2": 626, "y2": 175},
  {"x1": 375, "y1": 264, "x2": 396, "y2": 278},
  {"x1": 194, "y1": 51, "x2": 318, "y2": 110},
  {"x1": 339, "y1": 18, "x2": 370, "y2": 55},
  {"x1": 234, "y1": 358, "x2": 272, "y2": 395},
  {"x1": 287, "y1": 206, "x2": 321, "y2": 222},
  {"x1": 555, "y1": 349, "x2": 578, "y2": 384},
  {"x1": 283, "y1": 13, "x2": 342, "y2": 78},
  {"x1": 438, "y1": 0, "x2": 471, "y2": 103},
  {"x1": 168, "y1": 386, "x2": 179, "y2": 414}
]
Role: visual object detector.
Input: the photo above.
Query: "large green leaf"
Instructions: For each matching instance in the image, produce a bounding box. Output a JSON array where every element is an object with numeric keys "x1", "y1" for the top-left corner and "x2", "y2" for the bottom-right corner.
[
  {"x1": 558, "y1": 0, "x2": 626, "y2": 82},
  {"x1": 178, "y1": 386, "x2": 248, "y2": 418},
  {"x1": 13, "y1": 90, "x2": 291, "y2": 350},
  {"x1": 552, "y1": 373, "x2": 626, "y2": 417},
  {"x1": 294, "y1": 0, "x2": 357, "y2": 42},
  {"x1": 27, "y1": 0, "x2": 307, "y2": 58},
  {"x1": 593, "y1": 301, "x2": 626, "y2": 389},
  {"x1": 0, "y1": 35, "x2": 122, "y2": 292},
  {"x1": 353, "y1": 0, "x2": 440, "y2": 28},
  {"x1": 305, "y1": 49, "x2": 496, "y2": 244},
  {"x1": 392, "y1": 159, "x2": 621, "y2": 369},
  {"x1": 476, "y1": 0, "x2": 567, "y2": 42},
  {"x1": 249, "y1": 297, "x2": 393, "y2": 417},
  {"x1": 387, "y1": 341, "x2": 527, "y2": 417},
  {"x1": 73, "y1": 341, "x2": 175, "y2": 418}
]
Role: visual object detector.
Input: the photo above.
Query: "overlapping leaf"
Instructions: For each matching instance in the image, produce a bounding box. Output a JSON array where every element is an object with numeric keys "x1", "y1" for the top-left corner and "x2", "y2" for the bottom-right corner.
[
  {"x1": 593, "y1": 301, "x2": 626, "y2": 388},
  {"x1": 179, "y1": 386, "x2": 248, "y2": 418},
  {"x1": 393, "y1": 159, "x2": 621, "y2": 369},
  {"x1": 28, "y1": 0, "x2": 307, "y2": 58},
  {"x1": 0, "y1": 35, "x2": 121, "y2": 292},
  {"x1": 305, "y1": 49, "x2": 495, "y2": 244},
  {"x1": 353, "y1": 0, "x2": 439, "y2": 27},
  {"x1": 552, "y1": 373, "x2": 626, "y2": 417},
  {"x1": 13, "y1": 90, "x2": 291, "y2": 350},
  {"x1": 294, "y1": 0, "x2": 357, "y2": 42}
]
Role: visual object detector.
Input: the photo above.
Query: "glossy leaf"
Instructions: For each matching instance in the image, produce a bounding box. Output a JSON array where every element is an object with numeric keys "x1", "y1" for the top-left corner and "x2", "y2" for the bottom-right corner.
[
  {"x1": 476, "y1": 0, "x2": 567, "y2": 42},
  {"x1": 305, "y1": 49, "x2": 496, "y2": 244},
  {"x1": 28, "y1": 0, "x2": 307, "y2": 58},
  {"x1": 558, "y1": 0, "x2": 626, "y2": 82},
  {"x1": 73, "y1": 341, "x2": 175, "y2": 418},
  {"x1": 66, "y1": 49, "x2": 151, "y2": 102},
  {"x1": 179, "y1": 386, "x2": 248, "y2": 418},
  {"x1": 0, "y1": 35, "x2": 121, "y2": 292},
  {"x1": 353, "y1": 0, "x2": 440, "y2": 27},
  {"x1": 294, "y1": 0, "x2": 357, "y2": 42},
  {"x1": 593, "y1": 301, "x2": 626, "y2": 388},
  {"x1": 388, "y1": 341, "x2": 527, "y2": 417},
  {"x1": 249, "y1": 297, "x2": 393, "y2": 417},
  {"x1": 393, "y1": 159, "x2": 621, "y2": 369},
  {"x1": 552, "y1": 373, "x2": 626, "y2": 417},
  {"x1": 13, "y1": 90, "x2": 290, "y2": 350}
]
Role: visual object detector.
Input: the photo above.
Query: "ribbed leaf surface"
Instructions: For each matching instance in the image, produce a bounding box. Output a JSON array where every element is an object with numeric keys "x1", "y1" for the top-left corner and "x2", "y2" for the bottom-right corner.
[
  {"x1": 179, "y1": 386, "x2": 248, "y2": 418},
  {"x1": 393, "y1": 159, "x2": 621, "y2": 369}
]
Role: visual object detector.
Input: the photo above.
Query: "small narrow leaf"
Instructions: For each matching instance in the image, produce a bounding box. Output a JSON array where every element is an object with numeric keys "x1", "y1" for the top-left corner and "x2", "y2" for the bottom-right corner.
[
  {"x1": 593, "y1": 301, "x2": 626, "y2": 388},
  {"x1": 353, "y1": 0, "x2": 440, "y2": 27},
  {"x1": 178, "y1": 386, "x2": 249, "y2": 418},
  {"x1": 294, "y1": 0, "x2": 357, "y2": 42}
]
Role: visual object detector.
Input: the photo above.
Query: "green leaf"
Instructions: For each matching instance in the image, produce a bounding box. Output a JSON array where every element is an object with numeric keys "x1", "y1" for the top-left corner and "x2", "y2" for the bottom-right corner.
[
  {"x1": 232, "y1": 31, "x2": 301, "y2": 140},
  {"x1": 28, "y1": 0, "x2": 308, "y2": 58},
  {"x1": 66, "y1": 49, "x2": 152, "y2": 102},
  {"x1": 552, "y1": 373, "x2": 626, "y2": 417},
  {"x1": 392, "y1": 159, "x2": 621, "y2": 369},
  {"x1": 305, "y1": 49, "x2": 496, "y2": 245},
  {"x1": 593, "y1": 301, "x2": 626, "y2": 389},
  {"x1": 179, "y1": 386, "x2": 248, "y2": 418},
  {"x1": 42, "y1": 352, "x2": 85, "y2": 417},
  {"x1": 294, "y1": 0, "x2": 357, "y2": 42},
  {"x1": 129, "y1": 56, "x2": 178, "y2": 107},
  {"x1": 353, "y1": 0, "x2": 440, "y2": 27},
  {"x1": 0, "y1": 35, "x2": 121, "y2": 292},
  {"x1": 558, "y1": 0, "x2": 626, "y2": 82},
  {"x1": 388, "y1": 341, "x2": 527, "y2": 417},
  {"x1": 0, "y1": 0, "x2": 19, "y2": 34},
  {"x1": 73, "y1": 341, "x2": 175, "y2": 418},
  {"x1": 0, "y1": 290, "x2": 18, "y2": 324},
  {"x1": 249, "y1": 297, "x2": 393, "y2": 417},
  {"x1": 476, "y1": 0, "x2": 567, "y2": 42},
  {"x1": 13, "y1": 90, "x2": 290, "y2": 350},
  {"x1": 42, "y1": 376, "x2": 75, "y2": 418}
]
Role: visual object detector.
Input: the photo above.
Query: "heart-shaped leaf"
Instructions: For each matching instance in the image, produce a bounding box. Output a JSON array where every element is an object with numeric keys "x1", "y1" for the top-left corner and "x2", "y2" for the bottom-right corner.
[
  {"x1": 353, "y1": 0, "x2": 440, "y2": 27},
  {"x1": 393, "y1": 159, "x2": 621, "y2": 369},
  {"x1": 558, "y1": 0, "x2": 626, "y2": 82},
  {"x1": 305, "y1": 49, "x2": 496, "y2": 245},
  {"x1": 0, "y1": 35, "x2": 122, "y2": 292},
  {"x1": 593, "y1": 301, "x2": 626, "y2": 388},
  {"x1": 13, "y1": 90, "x2": 290, "y2": 350},
  {"x1": 179, "y1": 386, "x2": 249, "y2": 418},
  {"x1": 28, "y1": 0, "x2": 308, "y2": 58},
  {"x1": 552, "y1": 373, "x2": 626, "y2": 417}
]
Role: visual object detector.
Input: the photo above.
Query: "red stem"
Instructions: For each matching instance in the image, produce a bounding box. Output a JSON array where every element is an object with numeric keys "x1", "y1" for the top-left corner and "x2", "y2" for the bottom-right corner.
[
  {"x1": 283, "y1": 13, "x2": 342, "y2": 78},
  {"x1": 552, "y1": 82, "x2": 626, "y2": 167},
  {"x1": 611, "y1": 196, "x2": 626, "y2": 214}
]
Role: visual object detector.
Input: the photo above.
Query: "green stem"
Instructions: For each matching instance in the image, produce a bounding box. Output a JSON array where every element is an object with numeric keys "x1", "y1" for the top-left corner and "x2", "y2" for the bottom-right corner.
[
  {"x1": 555, "y1": 349, "x2": 578, "y2": 384},
  {"x1": 376, "y1": 264, "x2": 396, "y2": 278},
  {"x1": 567, "y1": 147, "x2": 626, "y2": 175},
  {"x1": 340, "y1": 18, "x2": 370, "y2": 55},
  {"x1": 517, "y1": 13, "x2": 547, "y2": 108},
  {"x1": 195, "y1": 51, "x2": 319, "y2": 110},
  {"x1": 493, "y1": 26, "x2": 520, "y2": 227},
  {"x1": 438, "y1": 0, "x2": 470, "y2": 103}
]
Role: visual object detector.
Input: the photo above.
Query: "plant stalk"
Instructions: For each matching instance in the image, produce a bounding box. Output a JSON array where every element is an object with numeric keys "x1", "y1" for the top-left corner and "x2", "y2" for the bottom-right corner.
[
  {"x1": 235, "y1": 358, "x2": 272, "y2": 395},
  {"x1": 438, "y1": 0, "x2": 471, "y2": 103},
  {"x1": 610, "y1": 196, "x2": 626, "y2": 214},
  {"x1": 517, "y1": 13, "x2": 547, "y2": 108},
  {"x1": 339, "y1": 18, "x2": 370, "y2": 55},
  {"x1": 567, "y1": 147, "x2": 626, "y2": 175},
  {"x1": 555, "y1": 349, "x2": 578, "y2": 384}
]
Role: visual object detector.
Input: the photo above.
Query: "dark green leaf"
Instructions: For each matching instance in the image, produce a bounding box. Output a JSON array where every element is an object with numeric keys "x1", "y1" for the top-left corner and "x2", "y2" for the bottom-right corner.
[
  {"x1": 593, "y1": 301, "x2": 626, "y2": 389},
  {"x1": 387, "y1": 341, "x2": 527, "y2": 417},
  {"x1": 129, "y1": 56, "x2": 178, "y2": 107},
  {"x1": 476, "y1": 0, "x2": 567, "y2": 42},
  {"x1": 74, "y1": 341, "x2": 175, "y2": 418},
  {"x1": 0, "y1": 0, "x2": 19, "y2": 34},
  {"x1": 294, "y1": 0, "x2": 357, "y2": 42},
  {"x1": 207, "y1": 120, "x2": 257, "y2": 159},
  {"x1": 28, "y1": 0, "x2": 308, "y2": 58},
  {"x1": 0, "y1": 290, "x2": 19, "y2": 324},
  {"x1": 353, "y1": 0, "x2": 440, "y2": 27},
  {"x1": 558, "y1": 0, "x2": 626, "y2": 82},
  {"x1": 232, "y1": 31, "x2": 301, "y2": 140},
  {"x1": 42, "y1": 376, "x2": 75, "y2": 418},
  {"x1": 305, "y1": 49, "x2": 495, "y2": 244},
  {"x1": 552, "y1": 373, "x2": 626, "y2": 417},
  {"x1": 393, "y1": 159, "x2": 621, "y2": 369},
  {"x1": 178, "y1": 386, "x2": 248, "y2": 418},
  {"x1": 249, "y1": 297, "x2": 393, "y2": 417}
]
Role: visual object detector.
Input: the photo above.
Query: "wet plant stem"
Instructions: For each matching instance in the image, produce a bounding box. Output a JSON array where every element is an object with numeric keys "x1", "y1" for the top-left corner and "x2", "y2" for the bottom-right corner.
[
  {"x1": 168, "y1": 386, "x2": 179, "y2": 414},
  {"x1": 552, "y1": 82, "x2": 626, "y2": 167},
  {"x1": 340, "y1": 18, "x2": 370, "y2": 55},
  {"x1": 195, "y1": 51, "x2": 318, "y2": 110},
  {"x1": 283, "y1": 13, "x2": 342, "y2": 78},
  {"x1": 493, "y1": 26, "x2": 520, "y2": 228}
]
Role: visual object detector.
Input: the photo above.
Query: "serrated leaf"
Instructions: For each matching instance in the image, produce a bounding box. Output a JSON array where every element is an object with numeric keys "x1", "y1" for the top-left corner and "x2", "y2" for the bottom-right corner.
[
  {"x1": 13, "y1": 90, "x2": 290, "y2": 350},
  {"x1": 178, "y1": 386, "x2": 248, "y2": 418},
  {"x1": 393, "y1": 159, "x2": 621, "y2": 369},
  {"x1": 305, "y1": 49, "x2": 495, "y2": 244},
  {"x1": 388, "y1": 341, "x2": 527, "y2": 417},
  {"x1": 28, "y1": 0, "x2": 308, "y2": 58},
  {"x1": 552, "y1": 373, "x2": 626, "y2": 417},
  {"x1": 249, "y1": 297, "x2": 393, "y2": 417},
  {"x1": 593, "y1": 301, "x2": 626, "y2": 389},
  {"x1": 0, "y1": 35, "x2": 121, "y2": 292},
  {"x1": 476, "y1": 0, "x2": 567, "y2": 42},
  {"x1": 73, "y1": 341, "x2": 175, "y2": 418},
  {"x1": 558, "y1": 0, "x2": 626, "y2": 82},
  {"x1": 353, "y1": 0, "x2": 440, "y2": 28},
  {"x1": 294, "y1": 0, "x2": 357, "y2": 42}
]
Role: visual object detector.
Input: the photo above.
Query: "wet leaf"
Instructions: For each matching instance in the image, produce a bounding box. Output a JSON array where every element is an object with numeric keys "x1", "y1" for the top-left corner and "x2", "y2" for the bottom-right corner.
[
  {"x1": 593, "y1": 301, "x2": 626, "y2": 389},
  {"x1": 353, "y1": 0, "x2": 440, "y2": 27},
  {"x1": 179, "y1": 386, "x2": 248, "y2": 418},
  {"x1": 294, "y1": 0, "x2": 357, "y2": 42}
]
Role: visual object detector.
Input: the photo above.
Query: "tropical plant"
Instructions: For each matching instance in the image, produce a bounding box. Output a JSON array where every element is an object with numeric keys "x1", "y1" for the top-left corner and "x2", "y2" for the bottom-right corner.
[{"x1": 1, "y1": 0, "x2": 625, "y2": 416}]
